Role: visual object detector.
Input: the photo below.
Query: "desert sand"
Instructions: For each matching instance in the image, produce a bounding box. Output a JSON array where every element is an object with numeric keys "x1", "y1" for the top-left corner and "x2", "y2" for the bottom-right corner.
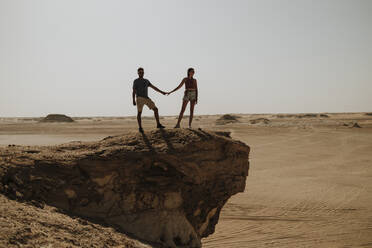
[{"x1": 1, "y1": 113, "x2": 372, "y2": 247}]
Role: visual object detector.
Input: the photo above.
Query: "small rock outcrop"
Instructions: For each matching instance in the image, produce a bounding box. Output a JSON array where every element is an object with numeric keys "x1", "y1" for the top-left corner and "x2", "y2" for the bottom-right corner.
[
  {"x1": 343, "y1": 122, "x2": 362, "y2": 128},
  {"x1": 276, "y1": 114, "x2": 297, "y2": 118},
  {"x1": 40, "y1": 114, "x2": 74, "y2": 123},
  {"x1": 0, "y1": 129, "x2": 250, "y2": 248},
  {"x1": 216, "y1": 114, "x2": 240, "y2": 125},
  {"x1": 250, "y1": 118, "x2": 270, "y2": 125},
  {"x1": 352, "y1": 122, "x2": 362, "y2": 128},
  {"x1": 296, "y1": 113, "x2": 318, "y2": 118}
]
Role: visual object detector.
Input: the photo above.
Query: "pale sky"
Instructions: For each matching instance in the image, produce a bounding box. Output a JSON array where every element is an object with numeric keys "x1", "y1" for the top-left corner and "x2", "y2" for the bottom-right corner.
[{"x1": 0, "y1": 0, "x2": 371, "y2": 117}]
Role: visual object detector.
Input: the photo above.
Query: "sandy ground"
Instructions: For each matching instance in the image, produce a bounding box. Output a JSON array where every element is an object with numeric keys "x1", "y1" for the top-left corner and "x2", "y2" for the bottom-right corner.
[{"x1": 1, "y1": 113, "x2": 372, "y2": 247}]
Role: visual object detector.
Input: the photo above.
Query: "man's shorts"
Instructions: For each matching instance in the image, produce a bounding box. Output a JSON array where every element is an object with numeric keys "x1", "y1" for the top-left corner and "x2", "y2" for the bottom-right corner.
[
  {"x1": 183, "y1": 90, "x2": 197, "y2": 102},
  {"x1": 136, "y1": 96, "x2": 156, "y2": 112}
]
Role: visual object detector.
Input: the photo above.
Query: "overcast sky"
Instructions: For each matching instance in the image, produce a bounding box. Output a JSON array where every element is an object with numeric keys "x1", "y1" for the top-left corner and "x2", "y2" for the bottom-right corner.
[{"x1": 0, "y1": 0, "x2": 371, "y2": 117}]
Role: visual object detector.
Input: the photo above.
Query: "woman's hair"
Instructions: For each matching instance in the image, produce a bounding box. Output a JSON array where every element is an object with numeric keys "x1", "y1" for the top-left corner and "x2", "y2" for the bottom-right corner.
[{"x1": 187, "y1": 68, "x2": 194, "y2": 77}]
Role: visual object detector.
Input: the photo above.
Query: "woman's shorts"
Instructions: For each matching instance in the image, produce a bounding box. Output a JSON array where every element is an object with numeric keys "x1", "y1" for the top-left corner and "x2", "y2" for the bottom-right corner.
[{"x1": 183, "y1": 90, "x2": 197, "y2": 102}]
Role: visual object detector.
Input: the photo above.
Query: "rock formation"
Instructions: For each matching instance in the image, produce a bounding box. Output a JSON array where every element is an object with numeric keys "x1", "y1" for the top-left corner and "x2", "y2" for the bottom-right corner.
[
  {"x1": 296, "y1": 113, "x2": 318, "y2": 118},
  {"x1": 343, "y1": 122, "x2": 362, "y2": 128},
  {"x1": 216, "y1": 114, "x2": 240, "y2": 125},
  {"x1": 40, "y1": 114, "x2": 74, "y2": 123},
  {"x1": 0, "y1": 194, "x2": 150, "y2": 248},
  {"x1": 352, "y1": 122, "x2": 362, "y2": 128},
  {"x1": 276, "y1": 114, "x2": 297, "y2": 118},
  {"x1": 0, "y1": 129, "x2": 250, "y2": 248},
  {"x1": 250, "y1": 118, "x2": 270, "y2": 125}
]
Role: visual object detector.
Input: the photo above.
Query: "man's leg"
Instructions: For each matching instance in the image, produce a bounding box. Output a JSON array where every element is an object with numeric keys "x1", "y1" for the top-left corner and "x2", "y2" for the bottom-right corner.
[
  {"x1": 189, "y1": 100, "x2": 196, "y2": 128},
  {"x1": 153, "y1": 108, "x2": 165, "y2": 128},
  {"x1": 154, "y1": 107, "x2": 165, "y2": 128},
  {"x1": 136, "y1": 97, "x2": 145, "y2": 132},
  {"x1": 175, "y1": 100, "x2": 188, "y2": 128},
  {"x1": 137, "y1": 111, "x2": 143, "y2": 132},
  {"x1": 153, "y1": 107, "x2": 160, "y2": 125},
  {"x1": 146, "y1": 98, "x2": 164, "y2": 128}
]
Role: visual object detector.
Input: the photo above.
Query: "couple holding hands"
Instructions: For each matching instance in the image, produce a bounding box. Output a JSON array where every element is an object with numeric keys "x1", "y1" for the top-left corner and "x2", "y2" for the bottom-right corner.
[{"x1": 132, "y1": 67, "x2": 198, "y2": 133}]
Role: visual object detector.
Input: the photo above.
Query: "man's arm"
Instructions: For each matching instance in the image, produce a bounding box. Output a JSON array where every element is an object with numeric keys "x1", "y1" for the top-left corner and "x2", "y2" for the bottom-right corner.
[
  {"x1": 149, "y1": 83, "x2": 166, "y2": 95},
  {"x1": 132, "y1": 88, "x2": 136, "y2": 105},
  {"x1": 169, "y1": 78, "x2": 186, "y2": 94}
]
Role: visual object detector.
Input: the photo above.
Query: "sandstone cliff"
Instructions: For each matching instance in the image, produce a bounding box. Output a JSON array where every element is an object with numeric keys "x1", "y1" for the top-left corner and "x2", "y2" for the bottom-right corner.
[{"x1": 0, "y1": 129, "x2": 250, "y2": 248}]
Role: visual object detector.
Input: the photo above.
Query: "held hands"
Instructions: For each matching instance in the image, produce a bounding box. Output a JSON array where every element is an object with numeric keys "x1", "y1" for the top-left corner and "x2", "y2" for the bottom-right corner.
[{"x1": 161, "y1": 91, "x2": 172, "y2": 96}]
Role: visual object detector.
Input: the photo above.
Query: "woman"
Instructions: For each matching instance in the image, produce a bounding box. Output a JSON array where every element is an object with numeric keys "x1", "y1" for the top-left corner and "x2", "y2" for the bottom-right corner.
[{"x1": 168, "y1": 68, "x2": 198, "y2": 128}]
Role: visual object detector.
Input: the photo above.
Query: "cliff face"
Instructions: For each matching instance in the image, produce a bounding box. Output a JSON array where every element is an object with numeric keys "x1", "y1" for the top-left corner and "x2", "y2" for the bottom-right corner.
[{"x1": 0, "y1": 129, "x2": 250, "y2": 248}]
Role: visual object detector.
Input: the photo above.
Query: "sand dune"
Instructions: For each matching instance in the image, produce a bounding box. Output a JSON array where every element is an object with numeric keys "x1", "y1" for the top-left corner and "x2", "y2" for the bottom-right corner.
[{"x1": 204, "y1": 126, "x2": 372, "y2": 247}]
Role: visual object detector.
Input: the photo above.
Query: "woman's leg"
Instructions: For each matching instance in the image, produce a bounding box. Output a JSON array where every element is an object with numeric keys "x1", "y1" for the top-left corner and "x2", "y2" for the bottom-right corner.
[
  {"x1": 175, "y1": 100, "x2": 188, "y2": 128},
  {"x1": 189, "y1": 100, "x2": 196, "y2": 128}
]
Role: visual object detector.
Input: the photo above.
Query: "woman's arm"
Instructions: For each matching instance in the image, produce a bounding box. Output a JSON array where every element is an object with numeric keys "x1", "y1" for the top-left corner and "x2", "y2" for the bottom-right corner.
[
  {"x1": 195, "y1": 80, "x2": 198, "y2": 104},
  {"x1": 169, "y1": 78, "x2": 186, "y2": 94}
]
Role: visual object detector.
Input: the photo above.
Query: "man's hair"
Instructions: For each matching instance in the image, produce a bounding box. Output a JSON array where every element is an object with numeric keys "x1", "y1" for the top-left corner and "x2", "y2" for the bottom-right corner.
[{"x1": 138, "y1": 67, "x2": 144, "y2": 72}]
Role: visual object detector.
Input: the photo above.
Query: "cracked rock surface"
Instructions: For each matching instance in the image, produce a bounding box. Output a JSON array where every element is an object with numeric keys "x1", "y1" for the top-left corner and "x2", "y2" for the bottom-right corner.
[{"x1": 0, "y1": 129, "x2": 250, "y2": 248}]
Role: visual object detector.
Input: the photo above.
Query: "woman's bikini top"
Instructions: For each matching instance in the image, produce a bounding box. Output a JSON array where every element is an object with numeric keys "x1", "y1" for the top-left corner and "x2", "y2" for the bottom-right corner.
[{"x1": 185, "y1": 78, "x2": 197, "y2": 90}]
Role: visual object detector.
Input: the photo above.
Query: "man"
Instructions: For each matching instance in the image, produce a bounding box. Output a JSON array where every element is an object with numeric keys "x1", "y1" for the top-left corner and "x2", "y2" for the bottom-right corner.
[{"x1": 132, "y1": 67, "x2": 166, "y2": 133}]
